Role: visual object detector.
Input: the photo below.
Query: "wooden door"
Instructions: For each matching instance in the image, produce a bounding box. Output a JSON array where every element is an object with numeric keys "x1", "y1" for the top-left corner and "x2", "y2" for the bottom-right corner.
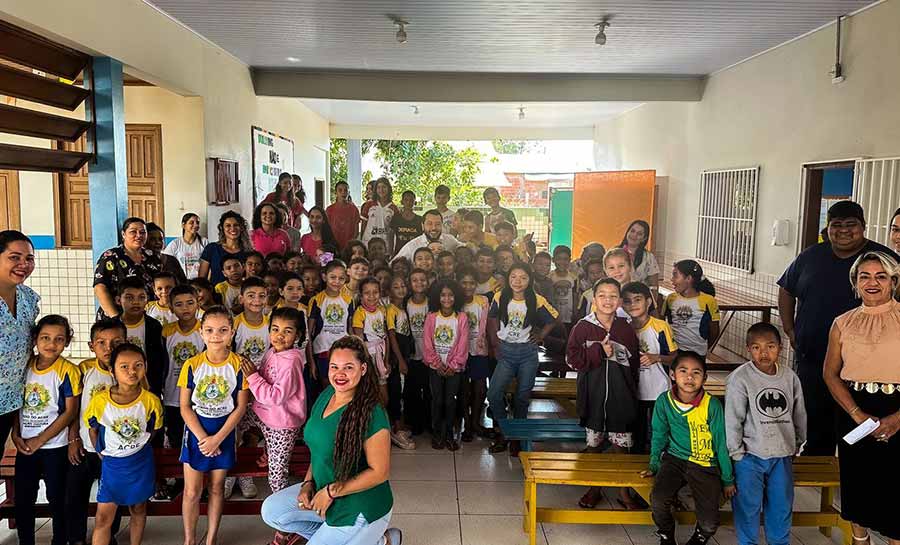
[
  {"x1": 56, "y1": 124, "x2": 164, "y2": 247},
  {"x1": 0, "y1": 170, "x2": 21, "y2": 231},
  {"x1": 125, "y1": 125, "x2": 164, "y2": 225}
]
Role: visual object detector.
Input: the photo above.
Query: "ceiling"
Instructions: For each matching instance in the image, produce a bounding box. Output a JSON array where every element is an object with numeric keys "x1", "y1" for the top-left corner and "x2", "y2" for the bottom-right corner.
[
  {"x1": 145, "y1": 0, "x2": 875, "y2": 75},
  {"x1": 301, "y1": 99, "x2": 642, "y2": 127}
]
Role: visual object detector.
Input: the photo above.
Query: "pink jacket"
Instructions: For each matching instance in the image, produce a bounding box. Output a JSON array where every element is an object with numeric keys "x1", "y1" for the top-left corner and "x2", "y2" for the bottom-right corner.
[
  {"x1": 248, "y1": 347, "x2": 306, "y2": 429},
  {"x1": 422, "y1": 312, "x2": 469, "y2": 372}
]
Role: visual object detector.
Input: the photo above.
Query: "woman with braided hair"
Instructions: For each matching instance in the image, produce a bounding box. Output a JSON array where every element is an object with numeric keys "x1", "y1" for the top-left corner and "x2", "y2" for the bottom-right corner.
[{"x1": 261, "y1": 335, "x2": 401, "y2": 545}]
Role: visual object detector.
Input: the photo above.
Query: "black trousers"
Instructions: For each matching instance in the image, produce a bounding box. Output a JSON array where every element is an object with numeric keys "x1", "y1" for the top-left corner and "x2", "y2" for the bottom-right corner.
[
  {"x1": 403, "y1": 359, "x2": 431, "y2": 434},
  {"x1": 15, "y1": 446, "x2": 68, "y2": 545},
  {"x1": 387, "y1": 364, "x2": 403, "y2": 423},
  {"x1": 797, "y1": 354, "x2": 838, "y2": 455},
  {"x1": 429, "y1": 370, "x2": 463, "y2": 442},
  {"x1": 66, "y1": 451, "x2": 122, "y2": 544},
  {"x1": 165, "y1": 405, "x2": 185, "y2": 449},
  {"x1": 0, "y1": 410, "x2": 15, "y2": 448},
  {"x1": 632, "y1": 400, "x2": 656, "y2": 455},
  {"x1": 651, "y1": 454, "x2": 723, "y2": 537}
]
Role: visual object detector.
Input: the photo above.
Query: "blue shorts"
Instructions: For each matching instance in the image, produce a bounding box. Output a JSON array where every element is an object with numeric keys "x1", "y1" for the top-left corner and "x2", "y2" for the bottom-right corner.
[
  {"x1": 98, "y1": 444, "x2": 155, "y2": 506},
  {"x1": 466, "y1": 355, "x2": 491, "y2": 380},
  {"x1": 179, "y1": 414, "x2": 236, "y2": 472}
]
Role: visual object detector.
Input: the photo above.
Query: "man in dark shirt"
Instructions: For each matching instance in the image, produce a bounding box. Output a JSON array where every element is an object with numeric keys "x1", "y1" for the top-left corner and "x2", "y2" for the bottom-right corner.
[
  {"x1": 777, "y1": 200, "x2": 898, "y2": 455},
  {"x1": 390, "y1": 190, "x2": 423, "y2": 254}
]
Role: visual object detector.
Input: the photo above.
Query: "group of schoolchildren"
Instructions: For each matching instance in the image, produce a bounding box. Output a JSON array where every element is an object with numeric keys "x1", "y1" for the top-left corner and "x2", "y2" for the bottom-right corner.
[{"x1": 14, "y1": 181, "x2": 807, "y2": 545}]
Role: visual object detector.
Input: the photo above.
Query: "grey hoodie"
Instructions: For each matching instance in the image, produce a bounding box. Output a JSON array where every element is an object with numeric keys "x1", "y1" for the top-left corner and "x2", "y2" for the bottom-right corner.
[{"x1": 725, "y1": 361, "x2": 807, "y2": 460}]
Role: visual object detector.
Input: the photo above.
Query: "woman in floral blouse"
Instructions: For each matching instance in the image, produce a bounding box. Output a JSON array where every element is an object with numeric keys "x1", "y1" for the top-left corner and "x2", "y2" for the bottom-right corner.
[
  {"x1": 92, "y1": 217, "x2": 163, "y2": 319},
  {"x1": 0, "y1": 230, "x2": 40, "y2": 446}
]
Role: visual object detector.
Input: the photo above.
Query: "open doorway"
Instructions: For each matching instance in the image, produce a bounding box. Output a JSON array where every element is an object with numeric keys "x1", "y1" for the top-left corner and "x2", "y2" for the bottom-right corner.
[{"x1": 799, "y1": 161, "x2": 855, "y2": 250}]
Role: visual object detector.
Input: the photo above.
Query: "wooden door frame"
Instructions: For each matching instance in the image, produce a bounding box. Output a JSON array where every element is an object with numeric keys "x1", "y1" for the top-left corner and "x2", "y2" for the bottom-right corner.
[
  {"x1": 0, "y1": 170, "x2": 21, "y2": 231},
  {"x1": 52, "y1": 123, "x2": 164, "y2": 248},
  {"x1": 797, "y1": 159, "x2": 857, "y2": 252}
]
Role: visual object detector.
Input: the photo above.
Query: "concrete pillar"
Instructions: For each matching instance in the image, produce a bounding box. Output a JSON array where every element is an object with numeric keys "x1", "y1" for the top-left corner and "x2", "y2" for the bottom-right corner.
[
  {"x1": 347, "y1": 139, "x2": 362, "y2": 204},
  {"x1": 86, "y1": 57, "x2": 129, "y2": 264}
]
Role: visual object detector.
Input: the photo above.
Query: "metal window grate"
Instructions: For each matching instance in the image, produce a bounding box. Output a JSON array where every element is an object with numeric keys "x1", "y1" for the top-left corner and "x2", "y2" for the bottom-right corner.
[
  {"x1": 853, "y1": 157, "x2": 900, "y2": 245},
  {"x1": 696, "y1": 167, "x2": 760, "y2": 272}
]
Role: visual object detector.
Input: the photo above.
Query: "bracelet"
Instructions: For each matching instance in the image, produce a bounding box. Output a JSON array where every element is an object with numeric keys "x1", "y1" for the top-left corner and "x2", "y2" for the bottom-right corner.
[
  {"x1": 68, "y1": 437, "x2": 81, "y2": 444},
  {"x1": 300, "y1": 479, "x2": 314, "y2": 489},
  {"x1": 326, "y1": 484, "x2": 336, "y2": 500},
  {"x1": 848, "y1": 406, "x2": 860, "y2": 416}
]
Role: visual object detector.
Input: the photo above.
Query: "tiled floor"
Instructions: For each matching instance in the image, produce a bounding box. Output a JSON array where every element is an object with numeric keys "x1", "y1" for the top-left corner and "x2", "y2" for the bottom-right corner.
[{"x1": 0, "y1": 401, "x2": 888, "y2": 545}]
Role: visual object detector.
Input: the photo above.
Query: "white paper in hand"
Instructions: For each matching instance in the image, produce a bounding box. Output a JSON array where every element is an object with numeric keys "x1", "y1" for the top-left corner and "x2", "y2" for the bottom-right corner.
[{"x1": 842, "y1": 418, "x2": 879, "y2": 445}]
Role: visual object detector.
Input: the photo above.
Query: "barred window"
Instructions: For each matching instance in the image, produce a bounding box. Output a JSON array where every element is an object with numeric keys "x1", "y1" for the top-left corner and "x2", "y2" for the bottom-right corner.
[{"x1": 696, "y1": 167, "x2": 760, "y2": 272}]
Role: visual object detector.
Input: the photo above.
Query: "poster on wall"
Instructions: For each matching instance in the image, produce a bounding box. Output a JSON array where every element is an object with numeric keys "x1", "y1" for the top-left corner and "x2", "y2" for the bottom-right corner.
[{"x1": 251, "y1": 126, "x2": 295, "y2": 205}]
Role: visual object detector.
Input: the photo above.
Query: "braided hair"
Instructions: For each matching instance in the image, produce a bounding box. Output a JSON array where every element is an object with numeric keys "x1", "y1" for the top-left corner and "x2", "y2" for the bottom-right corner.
[{"x1": 329, "y1": 335, "x2": 382, "y2": 483}]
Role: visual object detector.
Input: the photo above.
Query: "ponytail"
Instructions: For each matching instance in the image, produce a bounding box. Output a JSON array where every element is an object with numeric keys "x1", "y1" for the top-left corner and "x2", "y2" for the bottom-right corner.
[{"x1": 674, "y1": 259, "x2": 716, "y2": 296}]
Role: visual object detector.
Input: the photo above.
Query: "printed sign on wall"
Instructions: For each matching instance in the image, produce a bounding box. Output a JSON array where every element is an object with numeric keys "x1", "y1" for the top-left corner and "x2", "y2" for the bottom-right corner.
[{"x1": 251, "y1": 126, "x2": 295, "y2": 205}]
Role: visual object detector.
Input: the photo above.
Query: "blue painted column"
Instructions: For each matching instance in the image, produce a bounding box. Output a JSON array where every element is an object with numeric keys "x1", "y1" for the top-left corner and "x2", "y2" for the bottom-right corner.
[
  {"x1": 347, "y1": 139, "x2": 362, "y2": 204},
  {"x1": 85, "y1": 57, "x2": 129, "y2": 264}
]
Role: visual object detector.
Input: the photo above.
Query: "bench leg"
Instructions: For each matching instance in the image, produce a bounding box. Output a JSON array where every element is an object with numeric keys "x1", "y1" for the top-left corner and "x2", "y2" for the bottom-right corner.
[
  {"x1": 526, "y1": 480, "x2": 538, "y2": 545},
  {"x1": 837, "y1": 517, "x2": 854, "y2": 545},
  {"x1": 820, "y1": 486, "x2": 835, "y2": 537}
]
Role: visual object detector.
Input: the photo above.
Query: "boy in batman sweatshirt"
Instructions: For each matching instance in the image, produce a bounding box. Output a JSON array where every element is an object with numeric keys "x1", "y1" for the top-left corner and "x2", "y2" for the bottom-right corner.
[{"x1": 725, "y1": 322, "x2": 807, "y2": 545}]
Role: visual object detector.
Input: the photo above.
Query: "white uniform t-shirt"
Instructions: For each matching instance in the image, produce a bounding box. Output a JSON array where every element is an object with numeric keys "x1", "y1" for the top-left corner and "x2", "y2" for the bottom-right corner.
[
  {"x1": 162, "y1": 321, "x2": 205, "y2": 407},
  {"x1": 78, "y1": 358, "x2": 116, "y2": 452},
  {"x1": 233, "y1": 313, "x2": 270, "y2": 366},
  {"x1": 163, "y1": 236, "x2": 208, "y2": 279},
  {"x1": 20, "y1": 357, "x2": 82, "y2": 449},
  {"x1": 407, "y1": 300, "x2": 429, "y2": 361},
  {"x1": 177, "y1": 352, "x2": 248, "y2": 419},
  {"x1": 84, "y1": 389, "x2": 163, "y2": 458},
  {"x1": 432, "y1": 312, "x2": 460, "y2": 365}
]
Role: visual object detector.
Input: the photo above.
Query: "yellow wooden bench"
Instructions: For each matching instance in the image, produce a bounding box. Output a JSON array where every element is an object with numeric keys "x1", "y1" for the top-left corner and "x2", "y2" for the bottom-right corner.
[
  {"x1": 520, "y1": 452, "x2": 850, "y2": 545},
  {"x1": 510, "y1": 373, "x2": 729, "y2": 417}
]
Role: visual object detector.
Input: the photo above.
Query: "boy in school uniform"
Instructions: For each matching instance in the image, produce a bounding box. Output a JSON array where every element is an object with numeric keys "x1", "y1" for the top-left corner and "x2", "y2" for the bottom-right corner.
[
  {"x1": 434, "y1": 184, "x2": 455, "y2": 235},
  {"x1": 145, "y1": 271, "x2": 178, "y2": 326},
  {"x1": 726, "y1": 323, "x2": 806, "y2": 545},
  {"x1": 549, "y1": 245, "x2": 578, "y2": 328},
  {"x1": 116, "y1": 277, "x2": 167, "y2": 396},
  {"x1": 483, "y1": 187, "x2": 517, "y2": 235},
  {"x1": 642, "y1": 351, "x2": 735, "y2": 545},
  {"x1": 161, "y1": 285, "x2": 205, "y2": 449},
  {"x1": 233, "y1": 277, "x2": 271, "y2": 367},
  {"x1": 215, "y1": 255, "x2": 245, "y2": 313},
  {"x1": 474, "y1": 247, "x2": 499, "y2": 297}
]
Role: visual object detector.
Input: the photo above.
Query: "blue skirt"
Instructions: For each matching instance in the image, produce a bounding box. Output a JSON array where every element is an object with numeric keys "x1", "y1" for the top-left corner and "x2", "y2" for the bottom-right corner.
[
  {"x1": 98, "y1": 444, "x2": 155, "y2": 506},
  {"x1": 179, "y1": 414, "x2": 236, "y2": 471}
]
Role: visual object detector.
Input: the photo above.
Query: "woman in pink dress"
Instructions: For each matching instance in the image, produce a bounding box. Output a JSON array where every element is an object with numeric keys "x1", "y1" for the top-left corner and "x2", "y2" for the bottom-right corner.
[{"x1": 299, "y1": 206, "x2": 338, "y2": 259}]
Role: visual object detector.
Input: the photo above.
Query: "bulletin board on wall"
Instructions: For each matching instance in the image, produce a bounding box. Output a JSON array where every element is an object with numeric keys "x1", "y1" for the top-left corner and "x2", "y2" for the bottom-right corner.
[
  {"x1": 572, "y1": 170, "x2": 657, "y2": 253},
  {"x1": 251, "y1": 126, "x2": 295, "y2": 205}
]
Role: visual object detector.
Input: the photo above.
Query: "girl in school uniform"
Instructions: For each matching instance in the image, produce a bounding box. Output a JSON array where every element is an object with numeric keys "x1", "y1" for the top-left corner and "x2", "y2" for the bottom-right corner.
[
  {"x1": 386, "y1": 276, "x2": 416, "y2": 450},
  {"x1": 458, "y1": 267, "x2": 491, "y2": 441},
  {"x1": 308, "y1": 260, "x2": 355, "y2": 387},
  {"x1": 177, "y1": 306, "x2": 250, "y2": 545},
  {"x1": 662, "y1": 260, "x2": 720, "y2": 357},
  {"x1": 423, "y1": 279, "x2": 469, "y2": 451},
  {"x1": 352, "y1": 278, "x2": 390, "y2": 400},
  {"x1": 85, "y1": 342, "x2": 164, "y2": 545},
  {"x1": 12, "y1": 315, "x2": 81, "y2": 545}
]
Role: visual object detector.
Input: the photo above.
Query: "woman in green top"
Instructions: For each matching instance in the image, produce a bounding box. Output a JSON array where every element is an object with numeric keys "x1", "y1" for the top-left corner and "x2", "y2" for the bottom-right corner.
[{"x1": 261, "y1": 335, "x2": 401, "y2": 545}]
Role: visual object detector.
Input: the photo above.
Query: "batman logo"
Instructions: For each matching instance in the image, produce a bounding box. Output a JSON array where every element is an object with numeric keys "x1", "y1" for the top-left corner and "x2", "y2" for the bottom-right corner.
[{"x1": 755, "y1": 388, "x2": 788, "y2": 418}]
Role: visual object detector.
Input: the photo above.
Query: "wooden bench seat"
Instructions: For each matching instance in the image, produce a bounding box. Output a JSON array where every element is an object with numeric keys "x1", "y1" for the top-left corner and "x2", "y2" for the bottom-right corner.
[
  {"x1": 0, "y1": 446, "x2": 310, "y2": 521},
  {"x1": 498, "y1": 418, "x2": 586, "y2": 451},
  {"x1": 520, "y1": 452, "x2": 850, "y2": 545}
]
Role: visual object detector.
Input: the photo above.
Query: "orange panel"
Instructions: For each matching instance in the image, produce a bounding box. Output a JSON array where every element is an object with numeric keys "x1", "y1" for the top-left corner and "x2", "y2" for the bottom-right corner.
[{"x1": 572, "y1": 170, "x2": 656, "y2": 254}]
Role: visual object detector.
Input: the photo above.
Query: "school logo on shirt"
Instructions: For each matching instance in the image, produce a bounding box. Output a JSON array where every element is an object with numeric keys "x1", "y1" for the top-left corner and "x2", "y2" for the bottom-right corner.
[
  {"x1": 673, "y1": 306, "x2": 693, "y2": 325},
  {"x1": 196, "y1": 374, "x2": 229, "y2": 405},
  {"x1": 639, "y1": 339, "x2": 650, "y2": 353},
  {"x1": 434, "y1": 324, "x2": 454, "y2": 345},
  {"x1": 756, "y1": 388, "x2": 789, "y2": 418},
  {"x1": 396, "y1": 315, "x2": 410, "y2": 336},
  {"x1": 240, "y1": 337, "x2": 267, "y2": 363},
  {"x1": 127, "y1": 336, "x2": 144, "y2": 349},
  {"x1": 88, "y1": 383, "x2": 110, "y2": 399},
  {"x1": 508, "y1": 310, "x2": 525, "y2": 331},
  {"x1": 409, "y1": 312, "x2": 425, "y2": 332},
  {"x1": 172, "y1": 341, "x2": 199, "y2": 366},
  {"x1": 466, "y1": 311, "x2": 478, "y2": 333},
  {"x1": 371, "y1": 317, "x2": 386, "y2": 337},
  {"x1": 23, "y1": 383, "x2": 50, "y2": 413},
  {"x1": 111, "y1": 416, "x2": 141, "y2": 443},
  {"x1": 324, "y1": 303, "x2": 345, "y2": 324}
]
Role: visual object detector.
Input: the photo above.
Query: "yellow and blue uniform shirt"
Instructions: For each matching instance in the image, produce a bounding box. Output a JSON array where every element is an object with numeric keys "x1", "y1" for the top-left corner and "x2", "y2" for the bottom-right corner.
[
  {"x1": 162, "y1": 321, "x2": 205, "y2": 407},
  {"x1": 308, "y1": 288, "x2": 355, "y2": 356},
  {"x1": 145, "y1": 301, "x2": 176, "y2": 327},
  {"x1": 78, "y1": 358, "x2": 116, "y2": 452},
  {"x1": 662, "y1": 292, "x2": 720, "y2": 356},
  {"x1": 20, "y1": 356, "x2": 82, "y2": 449},
  {"x1": 233, "y1": 312, "x2": 270, "y2": 366},
  {"x1": 177, "y1": 351, "x2": 248, "y2": 419},
  {"x1": 84, "y1": 389, "x2": 163, "y2": 458},
  {"x1": 635, "y1": 317, "x2": 678, "y2": 401},
  {"x1": 489, "y1": 292, "x2": 559, "y2": 343}
]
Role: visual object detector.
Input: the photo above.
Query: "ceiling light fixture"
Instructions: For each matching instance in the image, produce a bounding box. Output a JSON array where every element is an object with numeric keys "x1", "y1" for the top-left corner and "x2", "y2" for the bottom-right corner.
[
  {"x1": 285, "y1": 56, "x2": 301, "y2": 63},
  {"x1": 411, "y1": 105, "x2": 420, "y2": 116},
  {"x1": 393, "y1": 19, "x2": 409, "y2": 44},
  {"x1": 518, "y1": 107, "x2": 525, "y2": 121},
  {"x1": 595, "y1": 19, "x2": 610, "y2": 46}
]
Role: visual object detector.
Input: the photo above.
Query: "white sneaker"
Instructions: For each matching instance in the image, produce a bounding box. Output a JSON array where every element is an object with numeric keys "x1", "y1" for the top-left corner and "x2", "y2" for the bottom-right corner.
[
  {"x1": 384, "y1": 528, "x2": 402, "y2": 545},
  {"x1": 238, "y1": 476, "x2": 258, "y2": 498},
  {"x1": 390, "y1": 431, "x2": 416, "y2": 450},
  {"x1": 223, "y1": 476, "x2": 236, "y2": 499},
  {"x1": 397, "y1": 429, "x2": 413, "y2": 439}
]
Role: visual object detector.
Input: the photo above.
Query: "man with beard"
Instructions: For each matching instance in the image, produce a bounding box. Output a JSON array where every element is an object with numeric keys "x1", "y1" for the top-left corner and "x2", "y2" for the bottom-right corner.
[{"x1": 391, "y1": 209, "x2": 461, "y2": 264}]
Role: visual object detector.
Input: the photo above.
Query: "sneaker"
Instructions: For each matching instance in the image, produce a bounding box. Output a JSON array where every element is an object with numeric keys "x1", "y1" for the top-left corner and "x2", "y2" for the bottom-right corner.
[
  {"x1": 684, "y1": 527, "x2": 712, "y2": 545},
  {"x1": 223, "y1": 476, "x2": 236, "y2": 500},
  {"x1": 391, "y1": 431, "x2": 416, "y2": 450},
  {"x1": 384, "y1": 528, "x2": 403, "y2": 545},
  {"x1": 398, "y1": 429, "x2": 413, "y2": 439},
  {"x1": 446, "y1": 439, "x2": 460, "y2": 451},
  {"x1": 655, "y1": 531, "x2": 677, "y2": 545},
  {"x1": 431, "y1": 437, "x2": 446, "y2": 450},
  {"x1": 238, "y1": 476, "x2": 258, "y2": 498}
]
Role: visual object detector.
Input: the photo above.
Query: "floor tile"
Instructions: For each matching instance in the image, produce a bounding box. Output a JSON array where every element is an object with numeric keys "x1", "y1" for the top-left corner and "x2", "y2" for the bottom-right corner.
[
  {"x1": 543, "y1": 522, "x2": 633, "y2": 545},
  {"x1": 140, "y1": 515, "x2": 200, "y2": 545},
  {"x1": 406, "y1": 434, "x2": 462, "y2": 454},
  {"x1": 391, "y1": 481, "x2": 459, "y2": 514},
  {"x1": 791, "y1": 527, "x2": 843, "y2": 545},
  {"x1": 390, "y1": 514, "x2": 462, "y2": 545},
  {"x1": 392, "y1": 452, "x2": 456, "y2": 481},
  {"x1": 455, "y1": 453, "x2": 523, "y2": 482},
  {"x1": 212, "y1": 512, "x2": 280, "y2": 544},
  {"x1": 458, "y1": 481, "x2": 523, "y2": 515},
  {"x1": 461, "y1": 514, "x2": 547, "y2": 545},
  {"x1": 626, "y1": 524, "x2": 696, "y2": 545},
  {"x1": 537, "y1": 483, "x2": 614, "y2": 510}
]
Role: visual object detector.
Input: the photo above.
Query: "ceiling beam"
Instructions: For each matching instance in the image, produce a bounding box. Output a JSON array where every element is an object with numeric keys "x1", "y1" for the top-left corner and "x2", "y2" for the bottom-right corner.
[
  {"x1": 252, "y1": 69, "x2": 705, "y2": 102},
  {"x1": 330, "y1": 124, "x2": 596, "y2": 141}
]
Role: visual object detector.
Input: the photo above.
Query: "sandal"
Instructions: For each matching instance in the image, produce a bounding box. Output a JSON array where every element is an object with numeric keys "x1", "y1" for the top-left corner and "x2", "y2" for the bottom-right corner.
[
  {"x1": 578, "y1": 487, "x2": 604, "y2": 509},
  {"x1": 488, "y1": 439, "x2": 508, "y2": 453}
]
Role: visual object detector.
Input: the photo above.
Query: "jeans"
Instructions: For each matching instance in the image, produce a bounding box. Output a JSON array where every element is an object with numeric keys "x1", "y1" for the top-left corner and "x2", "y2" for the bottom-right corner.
[
  {"x1": 486, "y1": 341, "x2": 539, "y2": 423},
  {"x1": 261, "y1": 483, "x2": 392, "y2": 545},
  {"x1": 732, "y1": 455, "x2": 793, "y2": 545},
  {"x1": 650, "y1": 453, "x2": 722, "y2": 537},
  {"x1": 429, "y1": 369, "x2": 462, "y2": 442}
]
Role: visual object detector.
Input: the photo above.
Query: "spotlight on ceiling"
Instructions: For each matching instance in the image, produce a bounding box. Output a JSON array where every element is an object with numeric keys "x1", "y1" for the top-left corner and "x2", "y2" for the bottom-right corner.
[
  {"x1": 411, "y1": 105, "x2": 420, "y2": 116},
  {"x1": 285, "y1": 56, "x2": 301, "y2": 63},
  {"x1": 393, "y1": 19, "x2": 409, "y2": 44},
  {"x1": 595, "y1": 19, "x2": 610, "y2": 45},
  {"x1": 518, "y1": 107, "x2": 525, "y2": 121}
]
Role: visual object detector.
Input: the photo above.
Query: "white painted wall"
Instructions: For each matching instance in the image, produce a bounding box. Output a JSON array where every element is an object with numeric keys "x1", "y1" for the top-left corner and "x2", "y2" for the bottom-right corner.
[{"x1": 595, "y1": 0, "x2": 900, "y2": 276}]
